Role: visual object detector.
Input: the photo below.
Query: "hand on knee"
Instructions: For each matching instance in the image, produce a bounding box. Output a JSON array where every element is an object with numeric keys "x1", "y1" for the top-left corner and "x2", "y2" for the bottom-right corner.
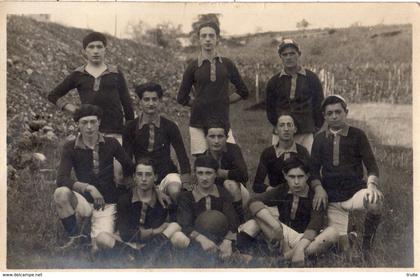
[
  {"x1": 170, "y1": 231, "x2": 190, "y2": 249},
  {"x1": 223, "y1": 180, "x2": 242, "y2": 201}
]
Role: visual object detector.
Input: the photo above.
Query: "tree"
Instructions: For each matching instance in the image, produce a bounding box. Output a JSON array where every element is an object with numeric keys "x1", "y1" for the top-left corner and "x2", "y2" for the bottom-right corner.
[{"x1": 296, "y1": 19, "x2": 310, "y2": 30}]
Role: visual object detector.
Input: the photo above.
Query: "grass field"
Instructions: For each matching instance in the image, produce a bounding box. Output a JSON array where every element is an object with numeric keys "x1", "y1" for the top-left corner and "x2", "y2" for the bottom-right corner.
[{"x1": 7, "y1": 100, "x2": 413, "y2": 268}]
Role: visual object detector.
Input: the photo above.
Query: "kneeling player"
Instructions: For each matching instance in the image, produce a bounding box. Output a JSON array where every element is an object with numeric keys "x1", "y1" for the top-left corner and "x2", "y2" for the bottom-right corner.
[
  {"x1": 198, "y1": 119, "x2": 250, "y2": 222},
  {"x1": 174, "y1": 155, "x2": 240, "y2": 261},
  {"x1": 238, "y1": 157, "x2": 338, "y2": 266},
  {"x1": 310, "y1": 95, "x2": 384, "y2": 259},
  {"x1": 93, "y1": 159, "x2": 187, "y2": 263}
]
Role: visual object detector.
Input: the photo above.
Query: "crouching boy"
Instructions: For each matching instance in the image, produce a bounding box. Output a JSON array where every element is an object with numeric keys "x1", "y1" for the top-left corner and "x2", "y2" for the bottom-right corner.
[
  {"x1": 174, "y1": 155, "x2": 240, "y2": 262},
  {"x1": 238, "y1": 157, "x2": 338, "y2": 266}
]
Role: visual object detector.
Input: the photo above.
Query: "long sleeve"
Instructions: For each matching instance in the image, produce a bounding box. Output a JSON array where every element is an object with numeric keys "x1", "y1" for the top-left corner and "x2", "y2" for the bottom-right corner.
[
  {"x1": 221, "y1": 193, "x2": 240, "y2": 233},
  {"x1": 117, "y1": 195, "x2": 140, "y2": 243},
  {"x1": 227, "y1": 60, "x2": 249, "y2": 99},
  {"x1": 48, "y1": 72, "x2": 76, "y2": 109},
  {"x1": 177, "y1": 62, "x2": 195, "y2": 106},
  {"x1": 265, "y1": 77, "x2": 278, "y2": 126},
  {"x1": 117, "y1": 69, "x2": 134, "y2": 122},
  {"x1": 248, "y1": 186, "x2": 285, "y2": 216},
  {"x1": 226, "y1": 145, "x2": 248, "y2": 183},
  {"x1": 253, "y1": 150, "x2": 269, "y2": 193},
  {"x1": 176, "y1": 192, "x2": 195, "y2": 235},
  {"x1": 113, "y1": 138, "x2": 134, "y2": 177},
  {"x1": 122, "y1": 120, "x2": 136, "y2": 162},
  {"x1": 359, "y1": 131, "x2": 379, "y2": 178},
  {"x1": 56, "y1": 144, "x2": 75, "y2": 188},
  {"x1": 310, "y1": 134, "x2": 323, "y2": 184},
  {"x1": 309, "y1": 73, "x2": 325, "y2": 129},
  {"x1": 168, "y1": 121, "x2": 191, "y2": 175},
  {"x1": 302, "y1": 208, "x2": 325, "y2": 241}
]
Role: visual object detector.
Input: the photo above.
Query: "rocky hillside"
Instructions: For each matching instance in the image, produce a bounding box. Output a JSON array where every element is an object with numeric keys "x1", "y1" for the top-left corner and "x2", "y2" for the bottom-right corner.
[{"x1": 7, "y1": 15, "x2": 188, "y2": 170}]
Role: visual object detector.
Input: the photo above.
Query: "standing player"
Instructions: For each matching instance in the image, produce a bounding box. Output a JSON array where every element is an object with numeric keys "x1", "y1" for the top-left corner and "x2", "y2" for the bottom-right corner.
[
  {"x1": 177, "y1": 21, "x2": 249, "y2": 156},
  {"x1": 52, "y1": 105, "x2": 134, "y2": 256},
  {"x1": 266, "y1": 39, "x2": 324, "y2": 153},
  {"x1": 310, "y1": 95, "x2": 384, "y2": 259},
  {"x1": 123, "y1": 82, "x2": 191, "y2": 202},
  {"x1": 48, "y1": 31, "x2": 134, "y2": 185}
]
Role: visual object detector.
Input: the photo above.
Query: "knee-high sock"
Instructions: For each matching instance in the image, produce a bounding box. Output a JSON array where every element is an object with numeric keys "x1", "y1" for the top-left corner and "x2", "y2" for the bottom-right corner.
[
  {"x1": 362, "y1": 212, "x2": 381, "y2": 251},
  {"x1": 61, "y1": 214, "x2": 78, "y2": 237},
  {"x1": 233, "y1": 200, "x2": 245, "y2": 223},
  {"x1": 236, "y1": 231, "x2": 257, "y2": 254}
]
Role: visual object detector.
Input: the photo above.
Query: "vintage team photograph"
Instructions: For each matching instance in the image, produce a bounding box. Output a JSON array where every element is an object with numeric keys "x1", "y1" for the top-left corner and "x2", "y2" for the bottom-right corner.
[{"x1": 4, "y1": 2, "x2": 414, "y2": 269}]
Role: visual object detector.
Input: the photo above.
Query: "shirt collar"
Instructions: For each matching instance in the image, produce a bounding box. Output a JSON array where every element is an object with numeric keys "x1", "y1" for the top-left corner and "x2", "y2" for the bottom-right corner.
[
  {"x1": 198, "y1": 52, "x2": 223, "y2": 67},
  {"x1": 132, "y1": 188, "x2": 157, "y2": 208},
  {"x1": 325, "y1": 123, "x2": 350, "y2": 138},
  {"x1": 279, "y1": 66, "x2": 306, "y2": 77},
  {"x1": 287, "y1": 184, "x2": 309, "y2": 198},
  {"x1": 74, "y1": 133, "x2": 105, "y2": 150},
  {"x1": 74, "y1": 64, "x2": 119, "y2": 76},
  {"x1": 274, "y1": 142, "x2": 298, "y2": 158},
  {"x1": 138, "y1": 112, "x2": 161, "y2": 129},
  {"x1": 192, "y1": 185, "x2": 220, "y2": 202}
]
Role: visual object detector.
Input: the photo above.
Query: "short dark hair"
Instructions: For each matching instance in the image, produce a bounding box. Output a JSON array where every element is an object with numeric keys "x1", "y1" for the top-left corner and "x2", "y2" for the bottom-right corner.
[
  {"x1": 135, "y1": 158, "x2": 156, "y2": 174},
  {"x1": 82, "y1": 32, "x2": 107, "y2": 49},
  {"x1": 277, "y1": 111, "x2": 299, "y2": 132},
  {"x1": 203, "y1": 119, "x2": 229, "y2": 137},
  {"x1": 198, "y1": 21, "x2": 220, "y2": 37},
  {"x1": 73, "y1": 104, "x2": 103, "y2": 122},
  {"x1": 194, "y1": 155, "x2": 219, "y2": 171},
  {"x1": 321, "y1": 95, "x2": 348, "y2": 113},
  {"x1": 135, "y1": 82, "x2": 163, "y2": 99},
  {"x1": 282, "y1": 156, "x2": 309, "y2": 175}
]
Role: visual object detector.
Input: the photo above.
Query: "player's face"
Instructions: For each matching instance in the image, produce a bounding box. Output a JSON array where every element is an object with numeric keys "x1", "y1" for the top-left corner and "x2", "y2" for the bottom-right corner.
[
  {"x1": 83, "y1": 41, "x2": 106, "y2": 65},
  {"x1": 279, "y1": 47, "x2": 299, "y2": 70},
  {"x1": 324, "y1": 103, "x2": 348, "y2": 130},
  {"x1": 276, "y1": 115, "x2": 297, "y2": 142},
  {"x1": 196, "y1": 167, "x2": 217, "y2": 190},
  {"x1": 199, "y1": 27, "x2": 218, "y2": 52},
  {"x1": 140, "y1": 91, "x2": 160, "y2": 115},
  {"x1": 206, "y1": 128, "x2": 227, "y2": 152},
  {"x1": 78, "y1": 115, "x2": 100, "y2": 139},
  {"x1": 133, "y1": 164, "x2": 156, "y2": 191},
  {"x1": 284, "y1": 167, "x2": 308, "y2": 194}
]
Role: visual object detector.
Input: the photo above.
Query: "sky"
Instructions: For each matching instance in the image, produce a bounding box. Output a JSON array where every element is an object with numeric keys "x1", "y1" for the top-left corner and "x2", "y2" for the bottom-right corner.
[{"x1": 42, "y1": 3, "x2": 416, "y2": 38}]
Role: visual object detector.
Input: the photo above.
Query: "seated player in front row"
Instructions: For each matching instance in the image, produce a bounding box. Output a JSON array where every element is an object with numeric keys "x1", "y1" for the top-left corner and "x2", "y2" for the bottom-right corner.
[
  {"x1": 310, "y1": 95, "x2": 384, "y2": 258},
  {"x1": 238, "y1": 157, "x2": 338, "y2": 266},
  {"x1": 174, "y1": 155, "x2": 240, "y2": 260},
  {"x1": 198, "y1": 120, "x2": 250, "y2": 222},
  {"x1": 93, "y1": 159, "x2": 187, "y2": 262},
  {"x1": 53, "y1": 104, "x2": 134, "y2": 255},
  {"x1": 123, "y1": 82, "x2": 191, "y2": 205}
]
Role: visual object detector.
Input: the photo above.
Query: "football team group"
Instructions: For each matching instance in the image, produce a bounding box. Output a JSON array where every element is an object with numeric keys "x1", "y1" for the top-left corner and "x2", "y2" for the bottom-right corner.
[{"x1": 47, "y1": 21, "x2": 384, "y2": 267}]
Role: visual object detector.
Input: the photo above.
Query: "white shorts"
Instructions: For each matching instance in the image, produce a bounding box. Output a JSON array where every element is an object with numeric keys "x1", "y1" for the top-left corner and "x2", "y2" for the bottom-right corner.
[
  {"x1": 73, "y1": 191, "x2": 117, "y2": 239},
  {"x1": 327, "y1": 188, "x2": 372, "y2": 235},
  {"x1": 189, "y1": 127, "x2": 236, "y2": 155},
  {"x1": 272, "y1": 132, "x2": 313, "y2": 154},
  {"x1": 158, "y1": 173, "x2": 182, "y2": 194}
]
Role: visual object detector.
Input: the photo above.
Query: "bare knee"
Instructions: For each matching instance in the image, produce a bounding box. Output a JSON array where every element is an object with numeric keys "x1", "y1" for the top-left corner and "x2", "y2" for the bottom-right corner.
[
  {"x1": 240, "y1": 219, "x2": 260, "y2": 237},
  {"x1": 170, "y1": 231, "x2": 190, "y2": 249},
  {"x1": 53, "y1": 186, "x2": 72, "y2": 206},
  {"x1": 163, "y1": 222, "x2": 182, "y2": 238},
  {"x1": 306, "y1": 227, "x2": 339, "y2": 256},
  {"x1": 96, "y1": 232, "x2": 116, "y2": 249}
]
